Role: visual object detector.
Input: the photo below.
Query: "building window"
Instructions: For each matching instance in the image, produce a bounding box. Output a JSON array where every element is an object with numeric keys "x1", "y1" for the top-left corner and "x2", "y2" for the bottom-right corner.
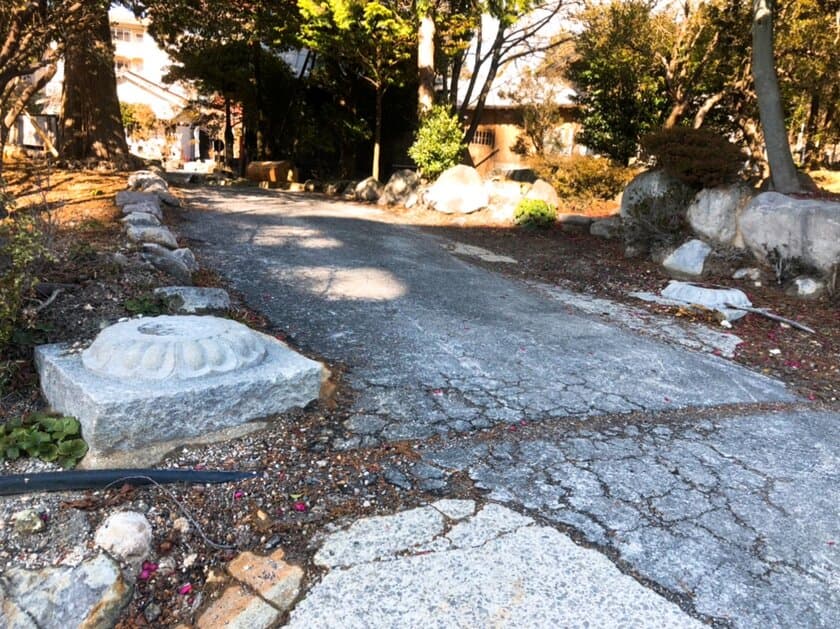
[
  {"x1": 111, "y1": 28, "x2": 132, "y2": 42},
  {"x1": 134, "y1": 32, "x2": 144, "y2": 42},
  {"x1": 471, "y1": 129, "x2": 495, "y2": 147},
  {"x1": 115, "y1": 57, "x2": 130, "y2": 71}
]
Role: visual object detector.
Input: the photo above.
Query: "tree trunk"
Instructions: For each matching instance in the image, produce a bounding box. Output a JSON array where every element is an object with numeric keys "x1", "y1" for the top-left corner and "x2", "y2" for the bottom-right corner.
[
  {"x1": 417, "y1": 14, "x2": 436, "y2": 115},
  {"x1": 752, "y1": 0, "x2": 800, "y2": 193},
  {"x1": 59, "y1": 5, "x2": 130, "y2": 165},
  {"x1": 372, "y1": 87, "x2": 383, "y2": 180},
  {"x1": 224, "y1": 98, "x2": 234, "y2": 169}
]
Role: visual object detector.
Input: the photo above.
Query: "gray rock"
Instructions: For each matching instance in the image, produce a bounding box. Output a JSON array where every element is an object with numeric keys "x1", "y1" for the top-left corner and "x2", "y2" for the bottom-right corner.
[
  {"x1": 354, "y1": 177, "x2": 384, "y2": 203},
  {"x1": 733, "y1": 267, "x2": 762, "y2": 281},
  {"x1": 115, "y1": 191, "x2": 160, "y2": 209},
  {"x1": 662, "y1": 239, "x2": 712, "y2": 278},
  {"x1": 590, "y1": 215, "x2": 622, "y2": 239},
  {"x1": 127, "y1": 170, "x2": 168, "y2": 191},
  {"x1": 661, "y1": 280, "x2": 752, "y2": 321},
  {"x1": 126, "y1": 225, "x2": 178, "y2": 249},
  {"x1": 786, "y1": 276, "x2": 825, "y2": 299},
  {"x1": 0, "y1": 554, "x2": 131, "y2": 629},
  {"x1": 153, "y1": 286, "x2": 230, "y2": 313},
  {"x1": 525, "y1": 179, "x2": 560, "y2": 209},
  {"x1": 11, "y1": 509, "x2": 45, "y2": 535},
  {"x1": 378, "y1": 170, "x2": 420, "y2": 206},
  {"x1": 94, "y1": 511, "x2": 152, "y2": 565},
  {"x1": 344, "y1": 414, "x2": 387, "y2": 435},
  {"x1": 383, "y1": 465, "x2": 412, "y2": 490},
  {"x1": 687, "y1": 184, "x2": 753, "y2": 247},
  {"x1": 172, "y1": 247, "x2": 199, "y2": 272},
  {"x1": 620, "y1": 170, "x2": 693, "y2": 219},
  {"x1": 556, "y1": 213, "x2": 593, "y2": 228},
  {"x1": 120, "y1": 212, "x2": 161, "y2": 227},
  {"x1": 141, "y1": 243, "x2": 193, "y2": 284},
  {"x1": 121, "y1": 201, "x2": 162, "y2": 220},
  {"x1": 35, "y1": 316, "x2": 325, "y2": 468},
  {"x1": 739, "y1": 192, "x2": 840, "y2": 273},
  {"x1": 142, "y1": 181, "x2": 181, "y2": 207},
  {"x1": 424, "y1": 165, "x2": 488, "y2": 214}
]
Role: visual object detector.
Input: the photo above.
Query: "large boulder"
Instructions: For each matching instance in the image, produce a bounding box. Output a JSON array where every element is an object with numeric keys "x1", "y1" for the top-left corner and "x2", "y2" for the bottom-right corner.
[
  {"x1": 484, "y1": 180, "x2": 525, "y2": 223},
  {"x1": 424, "y1": 165, "x2": 488, "y2": 214},
  {"x1": 738, "y1": 192, "x2": 840, "y2": 274},
  {"x1": 621, "y1": 170, "x2": 694, "y2": 241},
  {"x1": 354, "y1": 177, "x2": 384, "y2": 203},
  {"x1": 525, "y1": 179, "x2": 560, "y2": 209},
  {"x1": 378, "y1": 169, "x2": 420, "y2": 206},
  {"x1": 686, "y1": 184, "x2": 754, "y2": 247}
]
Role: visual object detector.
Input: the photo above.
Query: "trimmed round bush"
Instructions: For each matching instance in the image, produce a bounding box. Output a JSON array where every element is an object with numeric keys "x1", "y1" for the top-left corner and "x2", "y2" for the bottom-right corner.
[{"x1": 515, "y1": 198, "x2": 556, "y2": 229}]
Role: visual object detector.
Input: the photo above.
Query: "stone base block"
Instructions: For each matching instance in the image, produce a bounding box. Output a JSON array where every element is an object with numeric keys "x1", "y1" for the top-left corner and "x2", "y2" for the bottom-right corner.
[{"x1": 35, "y1": 334, "x2": 325, "y2": 468}]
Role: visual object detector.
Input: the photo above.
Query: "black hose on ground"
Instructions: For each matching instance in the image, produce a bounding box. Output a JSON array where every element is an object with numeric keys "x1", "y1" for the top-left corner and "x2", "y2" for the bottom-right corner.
[{"x1": 0, "y1": 469, "x2": 259, "y2": 496}]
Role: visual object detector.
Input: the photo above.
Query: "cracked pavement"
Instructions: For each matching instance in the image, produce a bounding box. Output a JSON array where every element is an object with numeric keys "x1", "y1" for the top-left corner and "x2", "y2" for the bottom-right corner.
[
  {"x1": 180, "y1": 188, "x2": 792, "y2": 443},
  {"x1": 178, "y1": 188, "x2": 838, "y2": 627}
]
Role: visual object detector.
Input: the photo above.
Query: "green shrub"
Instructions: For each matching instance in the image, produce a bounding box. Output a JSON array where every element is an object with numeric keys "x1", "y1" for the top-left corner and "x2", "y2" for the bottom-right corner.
[
  {"x1": 1, "y1": 412, "x2": 88, "y2": 468},
  {"x1": 408, "y1": 106, "x2": 465, "y2": 179},
  {"x1": 640, "y1": 126, "x2": 745, "y2": 188},
  {"x1": 515, "y1": 198, "x2": 557, "y2": 229},
  {"x1": 1, "y1": 185, "x2": 48, "y2": 352},
  {"x1": 529, "y1": 155, "x2": 634, "y2": 209}
]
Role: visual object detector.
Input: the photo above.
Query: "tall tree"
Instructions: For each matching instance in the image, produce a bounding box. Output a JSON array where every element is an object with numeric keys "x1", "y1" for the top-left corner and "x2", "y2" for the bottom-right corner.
[
  {"x1": 59, "y1": 2, "x2": 131, "y2": 164},
  {"x1": 567, "y1": 0, "x2": 670, "y2": 164},
  {"x1": 299, "y1": 0, "x2": 415, "y2": 179},
  {"x1": 0, "y1": 1, "x2": 101, "y2": 175},
  {"x1": 752, "y1": 0, "x2": 800, "y2": 192}
]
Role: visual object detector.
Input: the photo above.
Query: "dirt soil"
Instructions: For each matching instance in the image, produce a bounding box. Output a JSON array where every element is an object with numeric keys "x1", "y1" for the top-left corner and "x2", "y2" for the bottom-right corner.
[{"x1": 1, "y1": 162, "x2": 838, "y2": 627}]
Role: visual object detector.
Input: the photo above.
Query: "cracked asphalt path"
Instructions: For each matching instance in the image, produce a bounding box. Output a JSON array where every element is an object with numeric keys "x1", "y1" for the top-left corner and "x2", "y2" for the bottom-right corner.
[
  {"x1": 179, "y1": 188, "x2": 837, "y2": 627},
  {"x1": 180, "y1": 188, "x2": 791, "y2": 442}
]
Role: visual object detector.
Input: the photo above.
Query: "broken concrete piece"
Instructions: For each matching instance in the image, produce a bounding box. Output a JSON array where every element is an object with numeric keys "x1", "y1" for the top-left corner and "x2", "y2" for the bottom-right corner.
[
  {"x1": 126, "y1": 225, "x2": 178, "y2": 249},
  {"x1": 288, "y1": 503, "x2": 701, "y2": 628},
  {"x1": 35, "y1": 316, "x2": 325, "y2": 467},
  {"x1": 786, "y1": 276, "x2": 825, "y2": 299},
  {"x1": 153, "y1": 286, "x2": 231, "y2": 313},
  {"x1": 661, "y1": 281, "x2": 752, "y2": 321},
  {"x1": 662, "y1": 239, "x2": 712, "y2": 278}
]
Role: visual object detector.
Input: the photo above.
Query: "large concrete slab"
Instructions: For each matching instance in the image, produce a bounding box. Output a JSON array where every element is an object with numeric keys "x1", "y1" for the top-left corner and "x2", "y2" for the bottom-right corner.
[
  {"x1": 419, "y1": 410, "x2": 840, "y2": 627},
  {"x1": 288, "y1": 502, "x2": 701, "y2": 628},
  {"x1": 178, "y1": 188, "x2": 793, "y2": 442}
]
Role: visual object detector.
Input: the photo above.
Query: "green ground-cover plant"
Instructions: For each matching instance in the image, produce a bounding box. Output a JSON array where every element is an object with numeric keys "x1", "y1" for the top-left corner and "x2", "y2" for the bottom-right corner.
[
  {"x1": 515, "y1": 199, "x2": 557, "y2": 229},
  {"x1": 1, "y1": 412, "x2": 88, "y2": 468},
  {"x1": 408, "y1": 105, "x2": 465, "y2": 179},
  {"x1": 124, "y1": 294, "x2": 170, "y2": 316},
  {"x1": 1, "y1": 183, "x2": 49, "y2": 352}
]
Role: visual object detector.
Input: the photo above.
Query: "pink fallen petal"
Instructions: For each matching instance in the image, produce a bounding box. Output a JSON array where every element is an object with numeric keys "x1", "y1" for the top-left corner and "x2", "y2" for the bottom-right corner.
[
  {"x1": 234, "y1": 490, "x2": 244, "y2": 500},
  {"x1": 179, "y1": 583, "x2": 193, "y2": 596},
  {"x1": 293, "y1": 501, "x2": 307, "y2": 512}
]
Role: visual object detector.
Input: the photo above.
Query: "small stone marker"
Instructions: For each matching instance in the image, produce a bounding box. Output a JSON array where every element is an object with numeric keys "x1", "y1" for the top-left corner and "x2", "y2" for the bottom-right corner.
[{"x1": 35, "y1": 315, "x2": 325, "y2": 468}]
